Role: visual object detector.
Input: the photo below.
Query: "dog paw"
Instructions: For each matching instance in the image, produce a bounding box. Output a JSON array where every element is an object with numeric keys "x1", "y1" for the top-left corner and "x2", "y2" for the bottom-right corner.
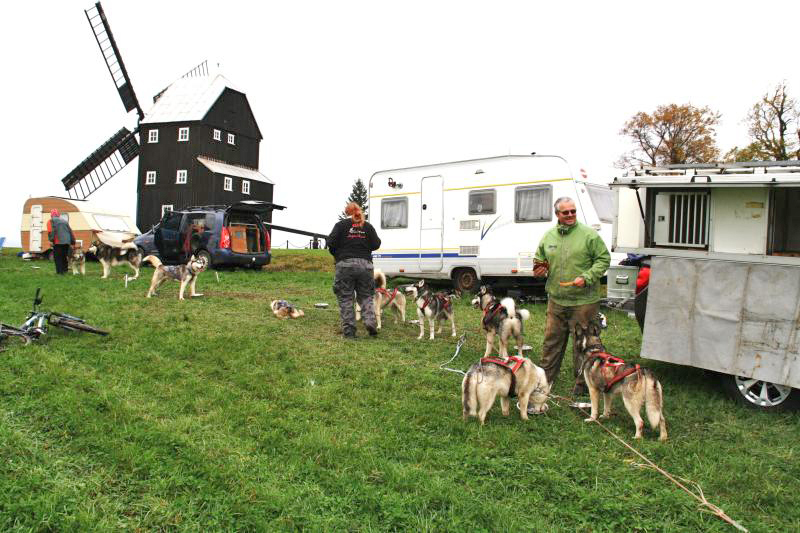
[{"x1": 584, "y1": 417, "x2": 597, "y2": 423}]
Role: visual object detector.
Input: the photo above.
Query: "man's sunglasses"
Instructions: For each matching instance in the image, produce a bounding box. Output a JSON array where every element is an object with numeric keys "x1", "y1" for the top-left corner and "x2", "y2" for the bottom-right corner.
[{"x1": 558, "y1": 209, "x2": 577, "y2": 215}]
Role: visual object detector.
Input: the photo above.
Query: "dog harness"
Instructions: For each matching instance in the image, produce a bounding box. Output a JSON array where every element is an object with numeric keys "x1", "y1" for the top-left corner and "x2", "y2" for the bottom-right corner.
[
  {"x1": 273, "y1": 300, "x2": 297, "y2": 312},
  {"x1": 481, "y1": 301, "x2": 505, "y2": 328},
  {"x1": 481, "y1": 356, "x2": 525, "y2": 397},
  {"x1": 421, "y1": 292, "x2": 451, "y2": 312},
  {"x1": 376, "y1": 287, "x2": 398, "y2": 304},
  {"x1": 589, "y1": 351, "x2": 641, "y2": 393}
]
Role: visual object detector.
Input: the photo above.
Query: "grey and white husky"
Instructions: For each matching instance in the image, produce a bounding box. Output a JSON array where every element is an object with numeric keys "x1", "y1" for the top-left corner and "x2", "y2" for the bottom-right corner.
[
  {"x1": 576, "y1": 323, "x2": 668, "y2": 441},
  {"x1": 406, "y1": 280, "x2": 456, "y2": 340},
  {"x1": 143, "y1": 255, "x2": 207, "y2": 300},
  {"x1": 472, "y1": 285, "x2": 531, "y2": 357},
  {"x1": 462, "y1": 355, "x2": 550, "y2": 425},
  {"x1": 88, "y1": 240, "x2": 142, "y2": 279},
  {"x1": 69, "y1": 247, "x2": 86, "y2": 275}
]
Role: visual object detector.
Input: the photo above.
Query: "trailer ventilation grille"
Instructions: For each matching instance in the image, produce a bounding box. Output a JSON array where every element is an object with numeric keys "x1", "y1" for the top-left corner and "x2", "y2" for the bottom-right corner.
[
  {"x1": 460, "y1": 220, "x2": 479, "y2": 230},
  {"x1": 459, "y1": 246, "x2": 479, "y2": 256}
]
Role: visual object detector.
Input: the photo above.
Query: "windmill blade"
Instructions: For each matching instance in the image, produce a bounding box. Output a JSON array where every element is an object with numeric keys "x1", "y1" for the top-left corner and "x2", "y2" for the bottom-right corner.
[
  {"x1": 62, "y1": 127, "x2": 139, "y2": 200},
  {"x1": 84, "y1": 2, "x2": 144, "y2": 121}
]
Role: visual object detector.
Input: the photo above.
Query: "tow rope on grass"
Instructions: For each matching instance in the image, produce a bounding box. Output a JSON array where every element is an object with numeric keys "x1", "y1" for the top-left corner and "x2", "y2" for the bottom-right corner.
[
  {"x1": 552, "y1": 393, "x2": 748, "y2": 532},
  {"x1": 439, "y1": 333, "x2": 468, "y2": 375}
]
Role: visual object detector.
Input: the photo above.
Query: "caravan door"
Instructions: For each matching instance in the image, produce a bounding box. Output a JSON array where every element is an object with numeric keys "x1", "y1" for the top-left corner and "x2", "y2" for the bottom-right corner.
[
  {"x1": 30, "y1": 205, "x2": 43, "y2": 252},
  {"x1": 419, "y1": 175, "x2": 443, "y2": 271}
]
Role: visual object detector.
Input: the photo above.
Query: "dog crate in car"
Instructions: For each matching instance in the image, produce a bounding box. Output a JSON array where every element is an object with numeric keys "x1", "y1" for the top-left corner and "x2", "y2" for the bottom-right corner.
[
  {"x1": 229, "y1": 224, "x2": 263, "y2": 253},
  {"x1": 606, "y1": 265, "x2": 638, "y2": 301}
]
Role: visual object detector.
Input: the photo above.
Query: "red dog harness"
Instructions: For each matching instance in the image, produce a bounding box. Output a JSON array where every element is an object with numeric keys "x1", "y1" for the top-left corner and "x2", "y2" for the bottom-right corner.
[
  {"x1": 481, "y1": 356, "x2": 525, "y2": 397},
  {"x1": 481, "y1": 301, "x2": 505, "y2": 327},
  {"x1": 421, "y1": 292, "x2": 451, "y2": 312},
  {"x1": 376, "y1": 287, "x2": 398, "y2": 305},
  {"x1": 590, "y1": 351, "x2": 641, "y2": 392}
]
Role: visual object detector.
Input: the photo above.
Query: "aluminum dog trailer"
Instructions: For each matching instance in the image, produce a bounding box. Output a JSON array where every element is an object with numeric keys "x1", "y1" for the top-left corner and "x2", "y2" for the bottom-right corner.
[
  {"x1": 368, "y1": 154, "x2": 618, "y2": 292},
  {"x1": 610, "y1": 160, "x2": 800, "y2": 410}
]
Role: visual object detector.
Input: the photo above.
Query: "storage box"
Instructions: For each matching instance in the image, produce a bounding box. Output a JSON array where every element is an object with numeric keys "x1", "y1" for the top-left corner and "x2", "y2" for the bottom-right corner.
[{"x1": 606, "y1": 265, "x2": 639, "y2": 301}]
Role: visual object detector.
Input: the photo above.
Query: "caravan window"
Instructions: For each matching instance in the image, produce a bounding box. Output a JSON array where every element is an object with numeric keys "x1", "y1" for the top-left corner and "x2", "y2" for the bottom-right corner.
[
  {"x1": 381, "y1": 197, "x2": 408, "y2": 228},
  {"x1": 515, "y1": 185, "x2": 552, "y2": 222},
  {"x1": 469, "y1": 189, "x2": 496, "y2": 214},
  {"x1": 585, "y1": 184, "x2": 614, "y2": 223},
  {"x1": 93, "y1": 214, "x2": 131, "y2": 232}
]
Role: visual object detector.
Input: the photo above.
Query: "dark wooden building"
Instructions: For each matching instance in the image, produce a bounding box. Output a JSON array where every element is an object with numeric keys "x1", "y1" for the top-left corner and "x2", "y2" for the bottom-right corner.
[{"x1": 136, "y1": 74, "x2": 273, "y2": 230}]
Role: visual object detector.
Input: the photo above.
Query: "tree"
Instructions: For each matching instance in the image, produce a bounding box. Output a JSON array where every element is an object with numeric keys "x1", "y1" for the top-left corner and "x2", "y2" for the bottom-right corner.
[
  {"x1": 617, "y1": 103, "x2": 721, "y2": 168},
  {"x1": 339, "y1": 178, "x2": 369, "y2": 220},
  {"x1": 727, "y1": 82, "x2": 799, "y2": 162}
]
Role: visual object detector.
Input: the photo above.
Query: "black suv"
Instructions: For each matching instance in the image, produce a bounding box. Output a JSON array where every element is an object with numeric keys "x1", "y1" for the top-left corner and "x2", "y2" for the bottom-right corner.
[{"x1": 135, "y1": 201, "x2": 283, "y2": 268}]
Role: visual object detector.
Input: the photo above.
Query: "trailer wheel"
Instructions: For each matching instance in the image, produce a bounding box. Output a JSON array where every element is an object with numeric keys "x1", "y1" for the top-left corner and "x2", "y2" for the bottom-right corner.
[
  {"x1": 634, "y1": 286, "x2": 648, "y2": 332},
  {"x1": 720, "y1": 374, "x2": 800, "y2": 411},
  {"x1": 453, "y1": 268, "x2": 478, "y2": 292}
]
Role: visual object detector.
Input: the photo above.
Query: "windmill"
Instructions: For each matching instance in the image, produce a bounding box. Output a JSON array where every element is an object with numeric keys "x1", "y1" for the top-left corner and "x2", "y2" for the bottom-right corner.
[{"x1": 61, "y1": 2, "x2": 143, "y2": 200}]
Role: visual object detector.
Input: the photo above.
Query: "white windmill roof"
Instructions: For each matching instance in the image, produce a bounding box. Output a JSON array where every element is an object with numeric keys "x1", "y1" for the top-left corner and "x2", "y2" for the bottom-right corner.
[
  {"x1": 197, "y1": 156, "x2": 274, "y2": 184},
  {"x1": 141, "y1": 74, "x2": 240, "y2": 125}
]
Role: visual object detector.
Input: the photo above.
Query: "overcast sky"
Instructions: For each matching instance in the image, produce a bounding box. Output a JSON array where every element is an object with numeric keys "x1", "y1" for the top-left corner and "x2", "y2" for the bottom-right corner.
[{"x1": 2, "y1": 0, "x2": 798, "y2": 248}]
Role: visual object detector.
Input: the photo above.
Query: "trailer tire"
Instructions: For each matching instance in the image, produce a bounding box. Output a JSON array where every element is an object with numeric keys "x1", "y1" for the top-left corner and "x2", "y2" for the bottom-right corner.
[
  {"x1": 634, "y1": 286, "x2": 648, "y2": 332},
  {"x1": 720, "y1": 374, "x2": 800, "y2": 411},
  {"x1": 453, "y1": 268, "x2": 478, "y2": 293}
]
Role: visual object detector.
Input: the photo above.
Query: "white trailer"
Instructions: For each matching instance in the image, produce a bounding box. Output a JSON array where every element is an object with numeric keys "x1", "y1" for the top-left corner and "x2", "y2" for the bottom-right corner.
[
  {"x1": 610, "y1": 160, "x2": 800, "y2": 411},
  {"x1": 368, "y1": 154, "x2": 616, "y2": 291}
]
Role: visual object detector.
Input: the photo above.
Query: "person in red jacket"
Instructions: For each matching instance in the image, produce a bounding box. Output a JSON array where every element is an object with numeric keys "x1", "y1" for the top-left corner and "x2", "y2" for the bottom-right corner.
[{"x1": 47, "y1": 208, "x2": 75, "y2": 274}]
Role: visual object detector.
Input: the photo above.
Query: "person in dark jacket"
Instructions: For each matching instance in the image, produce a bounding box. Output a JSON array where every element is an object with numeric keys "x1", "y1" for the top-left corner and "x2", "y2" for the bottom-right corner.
[
  {"x1": 47, "y1": 208, "x2": 75, "y2": 275},
  {"x1": 328, "y1": 202, "x2": 381, "y2": 338}
]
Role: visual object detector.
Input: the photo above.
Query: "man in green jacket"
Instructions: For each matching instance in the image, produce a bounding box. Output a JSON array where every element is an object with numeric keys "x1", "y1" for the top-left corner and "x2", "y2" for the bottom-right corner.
[{"x1": 533, "y1": 197, "x2": 610, "y2": 397}]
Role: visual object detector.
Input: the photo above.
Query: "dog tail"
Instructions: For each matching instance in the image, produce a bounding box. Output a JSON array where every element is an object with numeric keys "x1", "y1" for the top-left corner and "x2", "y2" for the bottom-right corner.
[
  {"x1": 461, "y1": 367, "x2": 478, "y2": 419},
  {"x1": 518, "y1": 308, "x2": 530, "y2": 321},
  {"x1": 500, "y1": 297, "x2": 517, "y2": 318},
  {"x1": 143, "y1": 255, "x2": 162, "y2": 268},
  {"x1": 374, "y1": 269, "x2": 387, "y2": 289},
  {"x1": 645, "y1": 373, "x2": 668, "y2": 441}
]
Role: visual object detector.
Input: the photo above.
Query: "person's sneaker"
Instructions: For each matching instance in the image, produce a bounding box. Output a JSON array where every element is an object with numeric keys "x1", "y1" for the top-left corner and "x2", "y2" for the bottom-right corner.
[
  {"x1": 365, "y1": 324, "x2": 378, "y2": 337},
  {"x1": 571, "y1": 383, "x2": 589, "y2": 398},
  {"x1": 343, "y1": 331, "x2": 357, "y2": 339}
]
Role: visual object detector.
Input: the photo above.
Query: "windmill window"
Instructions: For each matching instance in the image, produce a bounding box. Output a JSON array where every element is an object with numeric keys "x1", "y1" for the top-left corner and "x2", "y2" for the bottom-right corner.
[
  {"x1": 148, "y1": 129, "x2": 159, "y2": 143},
  {"x1": 213, "y1": 129, "x2": 221, "y2": 141},
  {"x1": 176, "y1": 170, "x2": 187, "y2": 184},
  {"x1": 178, "y1": 127, "x2": 189, "y2": 142},
  {"x1": 145, "y1": 171, "x2": 157, "y2": 185},
  {"x1": 242, "y1": 180, "x2": 250, "y2": 195},
  {"x1": 161, "y1": 205, "x2": 174, "y2": 218},
  {"x1": 224, "y1": 177, "x2": 233, "y2": 191},
  {"x1": 228, "y1": 133, "x2": 235, "y2": 145}
]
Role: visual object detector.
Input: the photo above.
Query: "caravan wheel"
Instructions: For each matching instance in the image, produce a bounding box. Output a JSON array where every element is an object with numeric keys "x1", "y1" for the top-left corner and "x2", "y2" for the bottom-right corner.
[
  {"x1": 453, "y1": 268, "x2": 478, "y2": 292},
  {"x1": 720, "y1": 374, "x2": 800, "y2": 411}
]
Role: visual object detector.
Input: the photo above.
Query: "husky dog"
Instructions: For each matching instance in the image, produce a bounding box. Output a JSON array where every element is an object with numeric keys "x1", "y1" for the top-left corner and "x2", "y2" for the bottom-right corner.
[
  {"x1": 462, "y1": 355, "x2": 550, "y2": 425},
  {"x1": 69, "y1": 247, "x2": 86, "y2": 275},
  {"x1": 88, "y1": 240, "x2": 142, "y2": 280},
  {"x1": 576, "y1": 323, "x2": 667, "y2": 441},
  {"x1": 356, "y1": 269, "x2": 406, "y2": 329},
  {"x1": 271, "y1": 299, "x2": 305, "y2": 319},
  {"x1": 143, "y1": 255, "x2": 207, "y2": 300},
  {"x1": 472, "y1": 285, "x2": 531, "y2": 357},
  {"x1": 406, "y1": 280, "x2": 456, "y2": 340}
]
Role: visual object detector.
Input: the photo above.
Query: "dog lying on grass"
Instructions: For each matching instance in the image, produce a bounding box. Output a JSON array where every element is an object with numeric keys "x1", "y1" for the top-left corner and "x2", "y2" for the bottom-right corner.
[
  {"x1": 271, "y1": 300, "x2": 305, "y2": 319},
  {"x1": 355, "y1": 269, "x2": 406, "y2": 329},
  {"x1": 576, "y1": 323, "x2": 668, "y2": 441},
  {"x1": 472, "y1": 285, "x2": 530, "y2": 357},
  {"x1": 143, "y1": 255, "x2": 207, "y2": 300},
  {"x1": 462, "y1": 355, "x2": 550, "y2": 425}
]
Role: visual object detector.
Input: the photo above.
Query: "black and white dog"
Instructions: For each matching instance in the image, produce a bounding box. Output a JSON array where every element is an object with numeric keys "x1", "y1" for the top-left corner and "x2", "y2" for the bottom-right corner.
[
  {"x1": 143, "y1": 255, "x2": 207, "y2": 300},
  {"x1": 69, "y1": 247, "x2": 86, "y2": 276},
  {"x1": 472, "y1": 285, "x2": 531, "y2": 357},
  {"x1": 88, "y1": 240, "x2": 142, "y2": 280},
  {"x1": 407, "y1": 280, "x2": 456, "y2": 340}
]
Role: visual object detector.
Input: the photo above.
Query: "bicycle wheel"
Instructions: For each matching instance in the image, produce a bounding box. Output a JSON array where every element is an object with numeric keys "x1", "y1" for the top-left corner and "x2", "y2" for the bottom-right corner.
[
  {"x1": 0, "y1": 324, "x2": 33, "y2": 345},
  {"x1": 52, "y1": 317, "x2": 109, "y2": 336}
]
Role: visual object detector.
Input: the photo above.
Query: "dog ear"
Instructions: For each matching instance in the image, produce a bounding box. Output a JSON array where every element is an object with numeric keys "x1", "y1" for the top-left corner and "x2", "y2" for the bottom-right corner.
[{"x1": 416, "y1": 280, "x2": 424, "y2": 288}]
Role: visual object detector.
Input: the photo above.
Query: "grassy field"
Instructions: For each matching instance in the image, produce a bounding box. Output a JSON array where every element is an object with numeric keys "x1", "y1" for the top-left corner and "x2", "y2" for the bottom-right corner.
[{"x1": 0, "y1": 248, "x2": 798, "y2": 532}]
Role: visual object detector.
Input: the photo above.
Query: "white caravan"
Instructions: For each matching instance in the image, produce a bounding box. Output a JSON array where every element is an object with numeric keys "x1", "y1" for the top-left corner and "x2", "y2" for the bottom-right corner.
[
  {"x1": 610, "y1": 160, "x2": 800, "y2": 411},
  {"x1": 368, "y1": 154, "x2": 615, "y2": 291}
]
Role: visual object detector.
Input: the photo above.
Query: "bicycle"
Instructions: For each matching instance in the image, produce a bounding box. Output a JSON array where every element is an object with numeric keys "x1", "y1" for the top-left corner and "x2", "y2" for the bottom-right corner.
[{"x1": 1, "y1": 289, "x2": 109, "y2": 347}]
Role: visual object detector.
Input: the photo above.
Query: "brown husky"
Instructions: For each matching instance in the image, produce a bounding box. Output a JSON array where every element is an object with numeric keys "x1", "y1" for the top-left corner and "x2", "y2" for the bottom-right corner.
[
  {"x1": 355, "y1": 269, "x2": 406, "y2": 329},
  {"x1": 462, "y1": 355, "x2": 550, "y2": 425},
  {"x1": 576, "y1": 324, "x2": 667, "y2": 441}
]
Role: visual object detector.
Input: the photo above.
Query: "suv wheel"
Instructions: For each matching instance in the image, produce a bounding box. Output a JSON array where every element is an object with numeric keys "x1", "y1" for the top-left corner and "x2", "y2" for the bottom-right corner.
[{"x1": 196, "y1": 249, "x2": 212, "y2": 269}]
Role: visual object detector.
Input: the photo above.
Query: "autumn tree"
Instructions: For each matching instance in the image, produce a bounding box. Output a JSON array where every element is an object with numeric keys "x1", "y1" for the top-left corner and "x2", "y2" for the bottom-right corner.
[
  {"x1": 617, "y1": 103, "x2": 721, "y2": 168},
  {"x1": 726, "y1": 82, "x2": 799, "y2": 162},
  {"x1": 339, "y1": 178, "x2": 369, "y2": 220}
]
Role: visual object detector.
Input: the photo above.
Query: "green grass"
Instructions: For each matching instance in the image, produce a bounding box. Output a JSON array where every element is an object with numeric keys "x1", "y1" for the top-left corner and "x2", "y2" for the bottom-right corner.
[{"x1": 1, "y1": 249, "x2": 798, "y2": 531}]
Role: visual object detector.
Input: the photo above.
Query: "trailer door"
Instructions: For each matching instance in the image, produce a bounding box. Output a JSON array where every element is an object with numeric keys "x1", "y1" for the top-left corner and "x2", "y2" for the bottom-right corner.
[
  {"x1": 419, "y1": 175, "x2": 443, "y2": 271},
  {"x1": 30, "y1": 205, "x2": 43, "y2": 252}
]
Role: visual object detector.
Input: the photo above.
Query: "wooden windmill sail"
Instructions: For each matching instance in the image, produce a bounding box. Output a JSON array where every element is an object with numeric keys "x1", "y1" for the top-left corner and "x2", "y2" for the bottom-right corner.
[{"x1": 61, "y1": 2, "x2": 142, "y2": 200}]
